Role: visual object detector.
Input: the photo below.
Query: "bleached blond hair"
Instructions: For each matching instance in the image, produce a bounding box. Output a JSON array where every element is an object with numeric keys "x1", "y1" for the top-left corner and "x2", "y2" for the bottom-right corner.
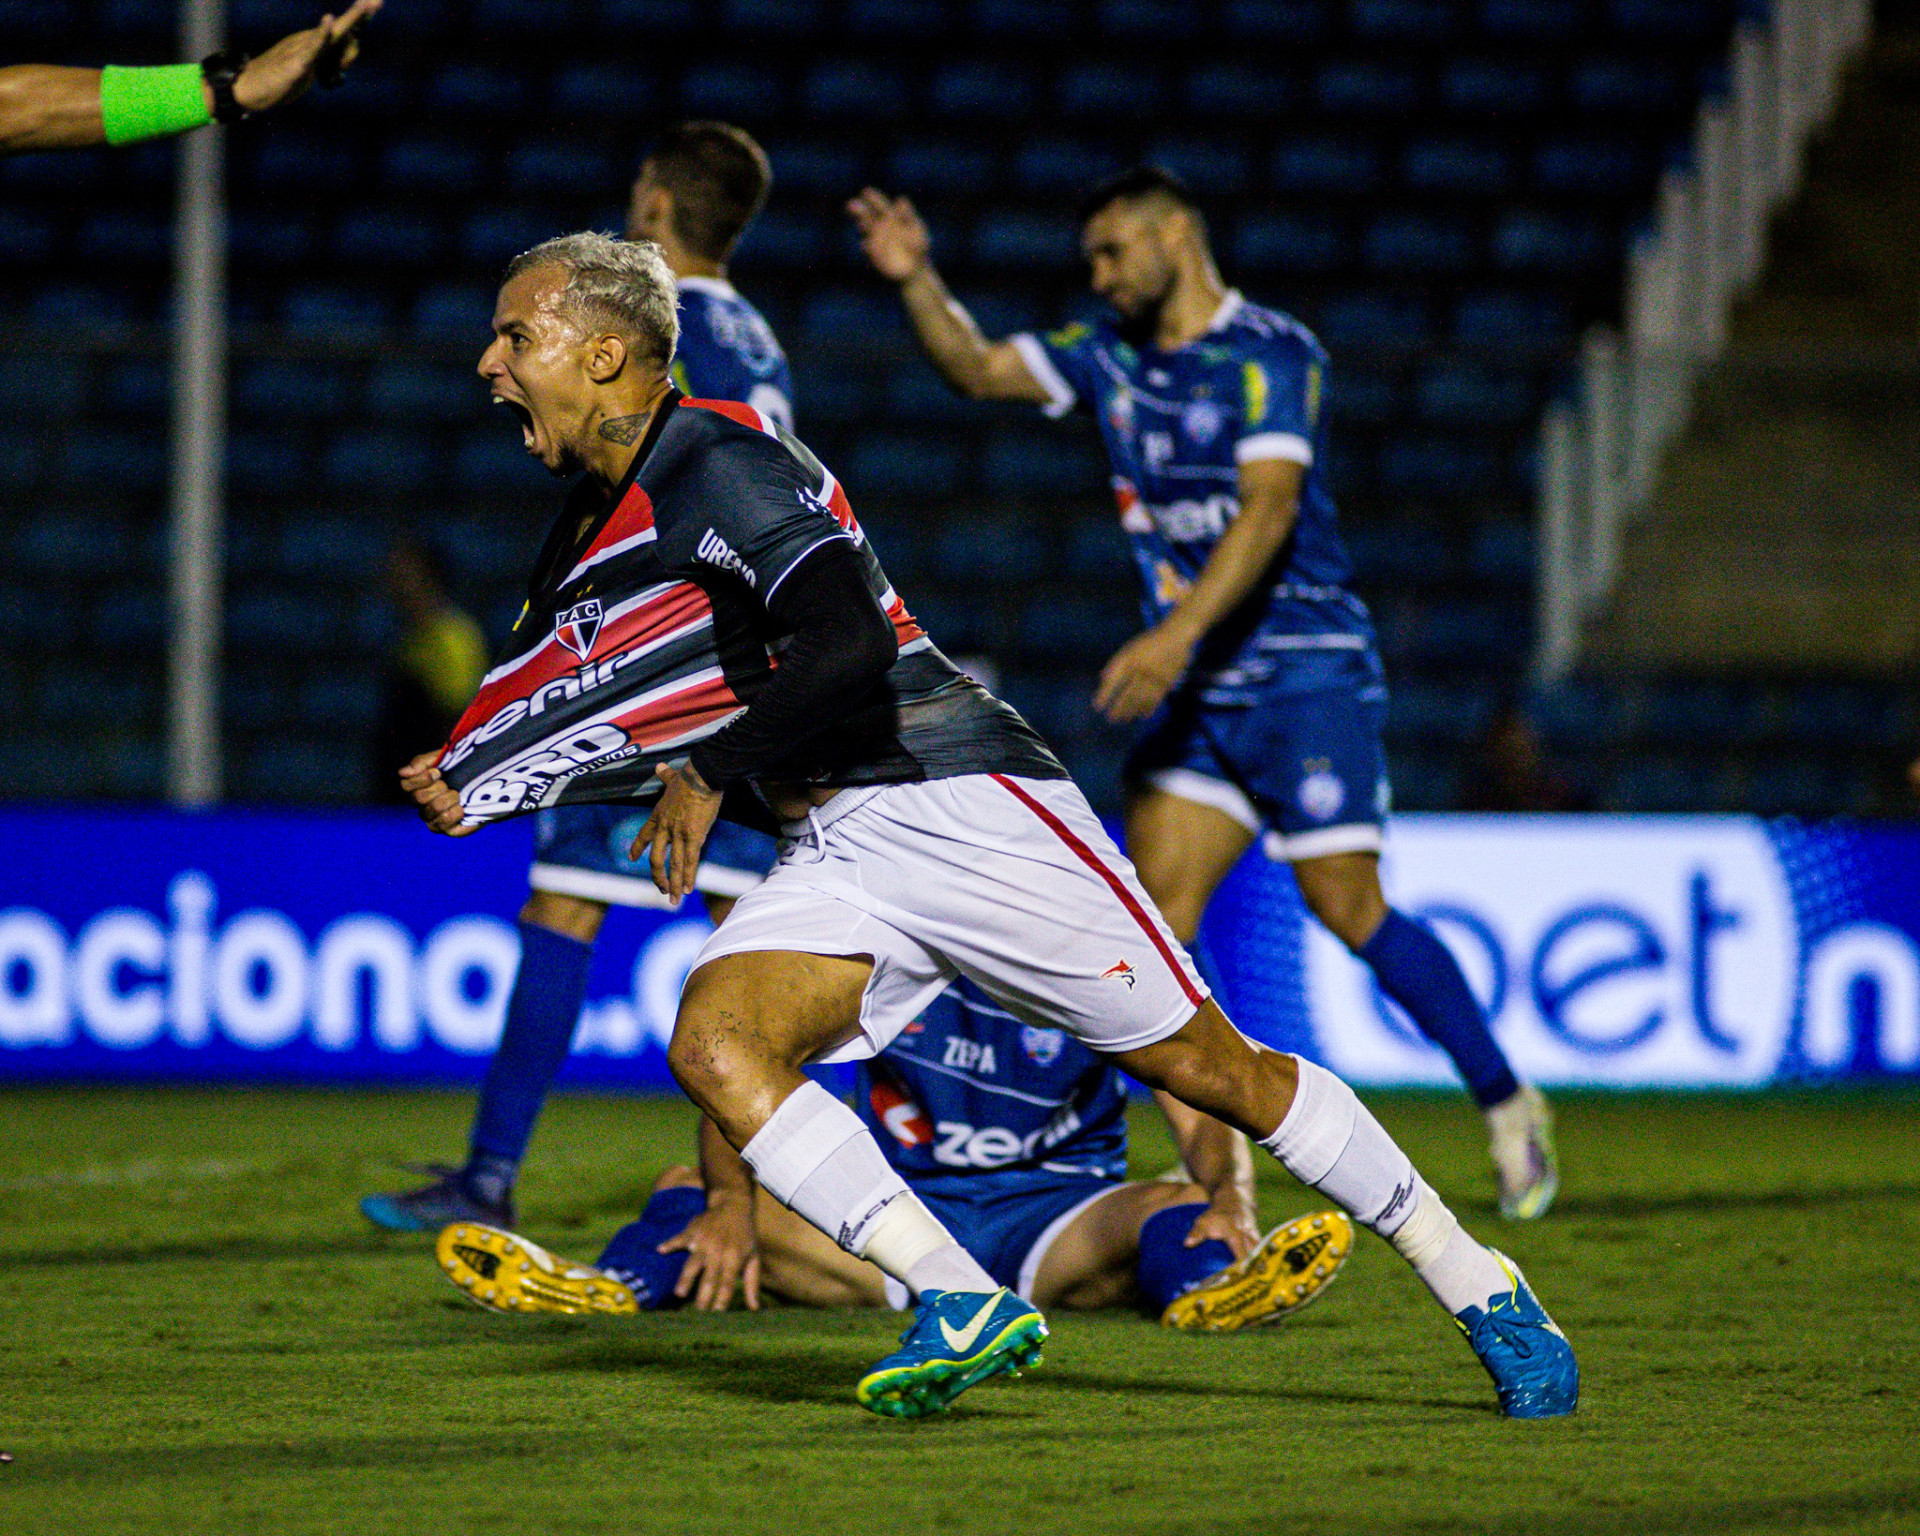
[{"x1": 504, "y1": 232, "x2": 679, "y2": 367}]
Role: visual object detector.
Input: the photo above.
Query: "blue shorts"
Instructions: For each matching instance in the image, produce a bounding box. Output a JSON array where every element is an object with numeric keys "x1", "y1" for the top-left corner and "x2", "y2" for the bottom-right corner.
[
  {"x1": 529, "y1": 804, "x2": 779, "y2": 909},
  {"x1": 883, "y1": 1172, "x2": 1126, "y2": 1307},
  {"x1": 1126, "y1": 667, "x2": 1391, "y2": 862}
]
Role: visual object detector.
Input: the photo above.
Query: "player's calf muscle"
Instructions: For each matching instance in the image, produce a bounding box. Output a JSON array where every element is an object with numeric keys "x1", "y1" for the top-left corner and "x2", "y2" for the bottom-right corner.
[{"x1": 1113, "y1": 1003, "x2": 1298, "y2": 1139}]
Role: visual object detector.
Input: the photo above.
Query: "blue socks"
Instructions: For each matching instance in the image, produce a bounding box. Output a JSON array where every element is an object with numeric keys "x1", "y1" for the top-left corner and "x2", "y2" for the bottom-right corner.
[
  {"x1": 1135, "y1": 1202, "x2": 1236, "y2": 1312},
  {"x1": 1358, "y1": 909, "x2": 1520, "y2": 1109},
  {"x1": 595, "y1": 1185, "x2": 708, "y2": 1309},
  {"x1": 463, "y1": 920, "x2": 597, "y2": 1194}
]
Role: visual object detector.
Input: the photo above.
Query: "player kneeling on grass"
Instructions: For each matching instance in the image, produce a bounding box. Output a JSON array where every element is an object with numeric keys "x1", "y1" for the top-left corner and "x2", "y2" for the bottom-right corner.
[
  {"x1": 404, "y1": 232, "x2": 1578, "y2": 1422},
  {"x1": 435, "y1": 978, "x2": 1353, "y2": 1332}
]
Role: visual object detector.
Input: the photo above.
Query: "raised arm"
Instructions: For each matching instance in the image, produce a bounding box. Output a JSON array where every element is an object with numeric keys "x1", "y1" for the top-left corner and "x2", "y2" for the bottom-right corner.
[
  {"x1": 1152, "y1": 1089, "x2": 1259, "y2": 1259},
  {"x1": 1094, "y1": 456, "x2": 1304, "y2": 724},
  {"x1": 0, "y1": 0, "x2": 379, "y2": 154},
  {"x1": 848, "y1": 187, "x2": 1052, "y2": 405}
]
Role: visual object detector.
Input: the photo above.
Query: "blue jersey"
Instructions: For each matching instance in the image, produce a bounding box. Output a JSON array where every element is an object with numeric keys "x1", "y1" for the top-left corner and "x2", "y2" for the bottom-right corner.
[
  {"x1": 1013, "y1": 292, "x2": 1378, "y2": 705},
  {"x1": 855, "y1": 978, "x2": 1130, "y2": 1197},
  {"x1": 670, "y1": 274, "x2": 793, "y2": 431}
]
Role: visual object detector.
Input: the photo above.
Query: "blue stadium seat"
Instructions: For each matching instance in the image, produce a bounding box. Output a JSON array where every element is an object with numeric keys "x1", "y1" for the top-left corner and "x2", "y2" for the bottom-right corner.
[
  {"x1": 981, "y1": 432, "x2": 1104, "y2": 497},
  {"x1": 799, "y1": 371, "x2": 874, "y2": 425},
  {"x1": 1184, "y1": 63, "x2": 1296, "y2": 119},
  {"x1": 242, "y1": 134, "x2": 361, "y2": 192},
  {"x1": 1468, "y1": 519, "x2": 1534, "y2": 583},
  {"x1": 1377, "y1": 434, "x2": 1501, "y2": 497},
  {"x1": 805, "y1": 59, "x2": 910, "y2": 118},
  {"x1": 230, "y1": 212, "x2": 313, "y2": 266},
  {"x1": 22, "y1": 517, "x2": 130, "y2": 577},
  {"x1": 453, "y1": 428, "x2": 554, "y2": 494},
  {"x1": 1315, "y1": 60, "x2": 1424, "y2": 115},
  {"x1": 1387, "y1": 679, "x2": 1496, "y2": 746},
  {"x1": 906, "y1": 590, "x2": 994, "y2": 654},
  {"x1": 282, "y1": 285, "x2": 391, "y2": 337},
  {"x1": 1015, "y1": 138, "x2": 1125, "y2": 195},
  {"x1": 61, "y1": 431, "x2": 165, "y2": 493},
  {"x1": 677, "y1": 61, "x2": 783, "y2": 119},
  {"x1": 233, "y1": 361, "x2": 352, "y2": 422},
  {"x1": 1416, "y1": 360, "x2": 1533, "y2": 424},
  {"x1": 597, "y1": 0, "x2": 699, "y2": 30},
  {"x1": 322, "y1": 432, "x2": 435, "y2": 491},
  {"x1": 1322, "y1": 366, "x2": 1400, "y2": 423},
  {"x1": 1353, "y1": 0, "x2": 1461, "y2": 40},
  {"x1": 472, "y1": 0, "x2": 576, "y2": 32},
  {"x1": 1224, "y1": 0, "x2": 1333, "y2": 39},
  {"x1": 1387, "y1": 748, "x2": 1460, "y2": 811},
  {"x1": 1011, "y1": 593, "x2": 1137, "y2": 666},
  {"x1": 412, "y1": 282, "x2": 495, "y2": 341},
  {"x1": 1533, "y1": 679, "x2": 1614, "y2": 747},
  {"x1": 971, "y1": 0, "x2": 1075, "y2": 33},
  {"x1": 1609, "y1": 0, "x2": 1721, "y2": 39},
  {"x1": 930, "y1": 61, "x2": 1037, "y2": 120},
  {"x1": 799, "y1": 288, "x2": 903, "y2": 343},
  {"x1": 551, "y1": 63, "x2": 656, "y2": 117},
  {"x1": 74, "y1": 211, "x2": 168, "y2": 265},
  {"x1": 1490, "y1": 211, "x2": 1609, "y2": 271},
  {"x1": 234, "y1": 0, "x2": 337, "y2": 28},
  {"x1": 1570, "y1": 56, "x2": 1680, "y2": 114},
  {"x1": 99, "y1": 360, "x2": 167, "y2": 416},
  {"x1": 971, "y1": 210, "x2": 1077, "y2": 270},
  {"x1": 998, "y1": 672, "x2": 1100, "y2": 748},
  {"x1": 503, "y1": 141, "x2": 614, "y2": 198},
  {"x1": 334, "y1": 208, "x2": 446, "y2": 267},
  {"x1": 887, "y1": 138, "x2": 997, "y2": 196},
  {"x1": 768, "y1": 140, "x2": 867, "y2": 194},
  {"x1": 736, "y1": 208, "x2": 830, "y2": 268},
  {"x1": 232, "y1": 738, "x2": 365, "y2": 803},
  {"x1": 1270, "y1": 135, "x2": 1381, "y2": 193},
  {"x1": 1364, "y1": 212, "x2": 1477, "y2": 274},
  {"x1": 30, "y1": 283, "x2": 137, "y2": 328},
  {"x1": 1533, "y1": 136, "x2": 1647, "y2": 193},
  {"x1": 367, "y1": 361, "x2": 484, "y2": 424},
  {"x1": 1478, "y1": 0, "x2": 1582, "y2": 38},
  {"x1": 0, "y1": 206, "x2": 56, "y2": 264},
  {"x1": 1063, "y1": 517, "x2": 1132, "y2": 583},
  {"x1": 1609, "y1": 754, "x2": 1716, "y2": 812},
  {"x1": 1402, "y1": 136, "x2": 1514, "y2": 194},
  {"x1": 1453, "y1": 289, "x2": 1571, "y2": 348},
  {"x1": 1100, "y1": 0, "x2": 1199, "y2": 38},
  {"x1": 1316, "y1": 290, "x2": 1432, "y2": 347},
  {"x1": 316, "y1": 61, "x2": 410, "y2": 117},
  {"x1": 1642, "y1": 681, "x2": 1756, "y2": 746},
  {"x1": 0, "y1": 586, "x2": 71, "y2": 647},
  {"x1": 1146, "y1": 137, "x2": 1252, "y2": 196},
  {"x1": 845, "y1": 433, "x2": 968, "y2": 497},
  {"x1": 428, "y1": 63, "x2": 533, "y2": 116},
  {"x1": 227, "y1": 433, "x2": 312, "y2": 491},
  {"x1": 847, "y1": 0, "x2": 953, "y2": 32},
  {"x1": 723, "y1": 0, "x2": 822, "y2": 27},
  {"x1": 1440, "y1": 57, "x2": 1553, "y2": 115},
  {"x1": 299, "y1": 675, "x2": 383, "y2": 731},
  {"x1": 98, "y1": 738, "x2": 165, "y2": 800},
  {"x1": 1233, "y1": 212, "x2": 1350, "y2": 274},
  {"x1": 934, "y1": 520, "x2": 1052, "y2": 583},
  {"x1": 37, "y1": 664, "x2": 154, "y2": 726},
  {"x1": 1347, "y1": 520, "x2": 1455, "y2": 583},
  {"x1": 1057, "y1": 62, "x2": 1167, "y2": 119},
  {"x1": 90, "y1": 585, "x2": 164, "y2": 653},
  {"x1": 951, "y1": 287, "x2": 1042, "y2": 336},
  {"x1": 228, "y1": 592, "x2": 340, "y2": 658},
  {"x1": 0, "y1": 357, "x2": 82, "y2": 418},
  {"x1": 459, "y1": 207, "x2": 556, "y2": 267},
  {"x1": 278, "y1": 520, "x2": 391, "y2": 581},
  {"x1": 884, "y1": 367, "x2": 977, "y2": 424}
]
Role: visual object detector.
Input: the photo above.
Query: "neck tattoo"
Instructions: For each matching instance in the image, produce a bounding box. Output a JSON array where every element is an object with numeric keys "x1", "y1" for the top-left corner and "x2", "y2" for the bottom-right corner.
[{"x1": 597, "y1": 414, "x2": 649, "y2": 445}]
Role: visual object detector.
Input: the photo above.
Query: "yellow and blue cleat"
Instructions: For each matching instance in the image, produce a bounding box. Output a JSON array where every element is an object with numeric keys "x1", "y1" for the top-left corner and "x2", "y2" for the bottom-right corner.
[
  {"x1": 1160, "y1": 1210, "x2": 1353, "y2": 1332},
  {"x1": 856, "y1": 1287, "x2": 1047, "y2": 1419},
  {"x1": 1457, "y1": 1249, "x2": 1578, "y2": 1419},
  {"x1": 435, "y1": 1223, "x2": 639, "y2": 1317}
]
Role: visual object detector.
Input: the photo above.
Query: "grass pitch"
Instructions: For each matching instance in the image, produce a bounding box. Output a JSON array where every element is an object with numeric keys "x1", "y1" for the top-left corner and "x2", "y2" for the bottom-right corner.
[{"x1": 2, "y1": 1087, "x2": 1917, "y2": 1536}]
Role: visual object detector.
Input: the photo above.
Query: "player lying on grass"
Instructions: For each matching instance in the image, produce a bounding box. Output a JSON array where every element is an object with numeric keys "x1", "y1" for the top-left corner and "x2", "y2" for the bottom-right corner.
[
  {"x1": 400, "y1": 232, "x2": 1578, "y2": 1420},
  {"x1": 851, "y1": 168, "x2": 1557, "y2": 1220},
  {"x1": 434, "y1": 976, "x2": 1354, "y2": 1331},
  {"x1": 0, "y1": 0, "x2": 378, "y2": 152}
]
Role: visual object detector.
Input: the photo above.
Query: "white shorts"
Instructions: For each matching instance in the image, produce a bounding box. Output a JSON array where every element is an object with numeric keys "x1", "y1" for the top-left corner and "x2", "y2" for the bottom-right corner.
[{"x1": 693, "y1": 774, "x2": 1210, "y2": 1065}]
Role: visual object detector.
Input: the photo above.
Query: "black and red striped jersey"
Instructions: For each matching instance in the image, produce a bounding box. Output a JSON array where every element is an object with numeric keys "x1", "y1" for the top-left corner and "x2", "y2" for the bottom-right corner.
[{"x1": 438, "y1": 393, "x2": 1063, "y2": 823}]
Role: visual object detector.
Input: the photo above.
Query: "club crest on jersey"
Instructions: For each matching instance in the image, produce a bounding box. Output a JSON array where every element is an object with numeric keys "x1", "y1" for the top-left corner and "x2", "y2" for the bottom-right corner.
[
  {"x1": 1101, "y1": 960, "x2": 1137, "y2": 990},
  {"x1": 1020, "y1": 1026, "x2": 1066, "y2": 1066},
  {"x1": 1182, "y1": 399, "x2": 1226, "y2": 444},
  {"x1": 554, "y1": 599, "x2": 603, "y2": 660},
  {"x1": 1298, "y1": 761, "x2": 1346, "y2": 822}
]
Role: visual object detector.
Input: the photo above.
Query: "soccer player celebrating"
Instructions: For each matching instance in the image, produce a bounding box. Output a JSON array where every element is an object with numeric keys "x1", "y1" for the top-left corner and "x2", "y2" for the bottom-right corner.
[
  {"x1": 0, "y1": 0, "x2": 379, "y2": 153},
  {"x1": 849, "y1": 169, "x2": 1558, "y2": 1221},
  {"x1": 435, "y1": 977, "x2": 1353, "y2": 1331},
  {"x1": 399, "y1": 233, "x2": 1577, "y2": 1420},
  {"x1": 361, "y1": 123, "x2": 797, "y2": 1233}
]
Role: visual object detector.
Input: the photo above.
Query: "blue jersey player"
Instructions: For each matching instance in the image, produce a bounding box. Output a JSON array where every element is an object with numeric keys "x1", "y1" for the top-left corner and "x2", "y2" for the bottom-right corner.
[
  {"x1": 363, "y1": 122, "x2": 793, "y2": 1233},
  {"x1": 434, "y1": 979, "x2": 1354, "y2": 1331},
  {"x1": 850, "y1": 168, "x2": 1557, "y2": 1220}
]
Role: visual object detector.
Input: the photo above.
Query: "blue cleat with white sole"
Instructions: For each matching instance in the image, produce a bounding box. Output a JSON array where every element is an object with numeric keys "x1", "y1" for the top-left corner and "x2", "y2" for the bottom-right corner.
[
  {"x1": 359, "y1": 1164, "x2": 512, "y2": 1234},
  {"x1": 856, "y1": 1287, "x2": 1047, "y2": 1419},
  {"x1": 1457, "y1": 1249, "x2": 1579, "y2": 1419}
]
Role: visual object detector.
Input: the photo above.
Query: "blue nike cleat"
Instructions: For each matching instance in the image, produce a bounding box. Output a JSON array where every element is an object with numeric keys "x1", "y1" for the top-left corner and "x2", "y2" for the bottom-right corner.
[
  {"x1": 359, "y1": 1164, "x2": 513, "y2": 1233},
  {"x1": 856, "y1": 1287, "x2": 1047, "y2": 1419},
  {"x1": 1456, "y1": 1249, "x2": 1579, "y2": 1419}
]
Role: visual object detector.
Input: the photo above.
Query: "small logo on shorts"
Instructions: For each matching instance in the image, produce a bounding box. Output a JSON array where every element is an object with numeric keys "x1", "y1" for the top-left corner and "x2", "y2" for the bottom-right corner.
[
  {"x1": 1298, "y1": 760, "x2": 1346, "y2": 823},
  {"x1": 1101, "y1": 960, "x2": 1137, "y2": 990},
  {"x1": 1020, "y1": 1026, "x2": 1066, "y2": 1066}
]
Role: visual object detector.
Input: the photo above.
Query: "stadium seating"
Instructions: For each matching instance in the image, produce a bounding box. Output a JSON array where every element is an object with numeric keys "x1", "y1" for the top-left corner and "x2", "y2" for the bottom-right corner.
[{"x1": 7, "y1": 0, "x2": 1894, "y2": 818}]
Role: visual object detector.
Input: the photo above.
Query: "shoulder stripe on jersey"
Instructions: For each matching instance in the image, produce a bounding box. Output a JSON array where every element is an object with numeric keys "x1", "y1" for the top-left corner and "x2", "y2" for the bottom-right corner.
[
  {"x1": 1009, "y1": 333, "x2": 1077, "y2": 418},
  {"x1": 988, "y1": 774, "x2": 1206, "y2": 1009},
  {"x1": 1235, "y1": 431, "x2": 1313, "y2": 466},
  {"x1": 684, "y1": 396, "x2": 772, "y2": 435}
]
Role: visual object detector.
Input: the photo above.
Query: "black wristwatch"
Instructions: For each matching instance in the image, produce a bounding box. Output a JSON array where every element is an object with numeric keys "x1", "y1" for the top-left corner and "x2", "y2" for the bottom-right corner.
[{"x1": 200, "y1": 50, "x2": 252, "y2": 123}]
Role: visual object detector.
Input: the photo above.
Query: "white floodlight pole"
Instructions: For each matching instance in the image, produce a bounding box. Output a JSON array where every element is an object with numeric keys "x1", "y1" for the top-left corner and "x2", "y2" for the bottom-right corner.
[{"x1": 167, "y1": 0, "x2": 227, "y2": 806}]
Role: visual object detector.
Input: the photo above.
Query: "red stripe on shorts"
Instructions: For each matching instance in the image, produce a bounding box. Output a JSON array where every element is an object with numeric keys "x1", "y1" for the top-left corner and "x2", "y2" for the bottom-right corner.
[{"x1": 988, "y1": 773, "x2": 1206, "y2": 1009}]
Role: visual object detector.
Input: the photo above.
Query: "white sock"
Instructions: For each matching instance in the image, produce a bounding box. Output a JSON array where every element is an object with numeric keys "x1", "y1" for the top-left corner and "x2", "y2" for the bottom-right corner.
[
  {"x1": 1259, "y1": 1056, "x2": 1508, "y2": 1314},
  {"x1": 739, "y1": 1082, "x2": 996, "y2": 1296}
]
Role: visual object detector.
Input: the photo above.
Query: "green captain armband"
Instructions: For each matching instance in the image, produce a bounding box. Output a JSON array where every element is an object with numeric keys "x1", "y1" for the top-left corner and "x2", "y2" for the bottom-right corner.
[{"x1": 99, "y1": 63, "x2": 212, "y2": 146}]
